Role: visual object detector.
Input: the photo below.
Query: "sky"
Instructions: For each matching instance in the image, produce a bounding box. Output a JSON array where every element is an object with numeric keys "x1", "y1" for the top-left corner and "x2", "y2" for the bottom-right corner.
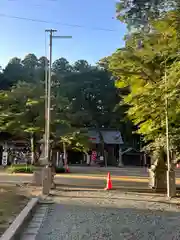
[{"x1": 0, "y1": 0, "x2": 126, "y2": 67}]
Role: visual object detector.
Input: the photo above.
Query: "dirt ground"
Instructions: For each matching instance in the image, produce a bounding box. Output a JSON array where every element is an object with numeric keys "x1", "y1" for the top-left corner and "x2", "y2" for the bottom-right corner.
[{"x1": 0, "y1": 184, "x2": 41, "y2": 236}]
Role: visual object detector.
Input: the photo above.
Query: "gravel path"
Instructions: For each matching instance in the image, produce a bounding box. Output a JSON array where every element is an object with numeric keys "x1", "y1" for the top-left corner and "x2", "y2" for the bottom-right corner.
[{"x1": 36, "y1": 190, "x2": 180, "y2": 240}]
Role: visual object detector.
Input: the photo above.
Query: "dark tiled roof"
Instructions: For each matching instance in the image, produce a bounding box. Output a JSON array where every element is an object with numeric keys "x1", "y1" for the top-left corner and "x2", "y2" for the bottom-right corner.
[{"x1": 88, "y1": 130, "x2": 123, "y2": 144}]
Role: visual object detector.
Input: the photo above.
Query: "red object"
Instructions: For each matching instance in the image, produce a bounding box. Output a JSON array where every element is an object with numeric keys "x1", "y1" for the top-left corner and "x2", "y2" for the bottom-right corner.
[
  {"x1": 65, "y1": 165, "x2": 70, "y2": 173},
  {"x1": 91, "y1": 151, "x2": 97, "y2": 161},
  {"x1": 177, "y1": 164, "x2": 180, "y2": 168},
  {"x1": 89, "y1": 137, "x2": 96, "y2": 140},
  {"x1": 104, "y1": 172, "x2": 112, "y2": 190}
]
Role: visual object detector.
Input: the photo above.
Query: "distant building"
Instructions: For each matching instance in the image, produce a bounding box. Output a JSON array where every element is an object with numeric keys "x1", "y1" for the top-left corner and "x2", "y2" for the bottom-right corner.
[
  {"x1": 120, "y1": 148, "x2": 146, "y2": 166},
  {"x1": 88, "y1": 129, "x2": 148, "y2": 167},
  {"x1": 88, "y1": 129, "x2": 123, "y2": 166}
]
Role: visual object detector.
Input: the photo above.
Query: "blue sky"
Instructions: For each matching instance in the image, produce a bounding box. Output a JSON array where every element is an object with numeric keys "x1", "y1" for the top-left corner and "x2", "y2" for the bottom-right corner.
[{"x1": 0, "y1": 0, "x2": 126, "y2": 67}]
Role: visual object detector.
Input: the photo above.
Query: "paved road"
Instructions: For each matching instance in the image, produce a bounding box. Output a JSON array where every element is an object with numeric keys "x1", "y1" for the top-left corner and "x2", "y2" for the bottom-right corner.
[
  {"x1": 0, "y1": 172, "x2": 148, "y2": 190},
  {"x1": 1, "y1": 166, "x2": 180, "y2": 178},
  {"x1": 70, "y1": 166, "x2": 180, "y2": 178},
  {"x1": 70, "y1": 166, "x2": 149, "y2": 177},
  {"x1": 35, "y1": 190, "x2": 180, "y2": 240},
  {"x1": 1, "y1": 166, "x2": 180, "y2": 190}
]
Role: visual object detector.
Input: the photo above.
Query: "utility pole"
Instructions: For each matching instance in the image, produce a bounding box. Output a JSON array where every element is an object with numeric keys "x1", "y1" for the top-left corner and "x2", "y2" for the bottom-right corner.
[
  {"x1": 165, "y1": 61, "x2": 176, "y2": 198},
  {"x1": 45, "y1": 29, "x2": 57, "y2": 164},
  {"x1": 44, "y1": 29, "x2": 72, "y2": 165},
  {"x1": 165, "y1": 65, "x2": 171, "y2": 197},
  {"x1": 44, "y1": 36, "x2": 48, "y2": 164}
]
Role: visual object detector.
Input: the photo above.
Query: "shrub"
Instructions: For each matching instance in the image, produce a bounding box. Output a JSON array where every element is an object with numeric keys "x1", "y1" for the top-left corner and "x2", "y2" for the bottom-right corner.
[
  {"x1": 7, "y1": 164, "x2": 34, "y2": 173},
  {"x1": 55, "y1": 167, "x2": 66, "y2": 173}
]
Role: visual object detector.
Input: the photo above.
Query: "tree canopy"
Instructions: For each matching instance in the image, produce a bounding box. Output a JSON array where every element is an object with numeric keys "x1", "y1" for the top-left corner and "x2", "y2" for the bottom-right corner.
[
  {"x1": 0, "y1": 54, "x2": 131, "y2": 151},
  {"x1": 108, "y1": 10, "x2": 180, "y2": 158},
  {"x1": 115, "y1": 0, "x2": 179, "y2": 32}
]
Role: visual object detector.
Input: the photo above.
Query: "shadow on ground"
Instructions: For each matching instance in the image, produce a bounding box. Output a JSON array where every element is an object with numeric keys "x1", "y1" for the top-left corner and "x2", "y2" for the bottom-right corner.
[
  {"x1": 55, "y1": 183, "x2": 158, "y2": 193},
  {"x1": 54, "y1": 183, "x2": 180, "y2": 196}
]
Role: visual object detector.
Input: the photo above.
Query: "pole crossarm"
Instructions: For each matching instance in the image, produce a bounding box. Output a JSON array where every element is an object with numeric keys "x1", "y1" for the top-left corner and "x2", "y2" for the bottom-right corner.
[{"x1": 52, "y1": 36, "x2": 72, "y2": 39}]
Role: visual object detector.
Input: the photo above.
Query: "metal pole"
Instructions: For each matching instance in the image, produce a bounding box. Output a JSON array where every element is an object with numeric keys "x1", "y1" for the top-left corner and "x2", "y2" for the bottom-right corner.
[
  {"x1": 44, "y1": 32, "x2": 48, "y2": 164},
  {"x1": 42, "y1": 30, "x2": 72, "y2": 194},
  {"x1": 46, "y1": 30, "x2": 52, "y2": 164},
  {"x1": 165, "y1": 65, "x2": 171, "y2": 197},
  {"x1": 45, "y1": 29, "x2": 57, "y2": 164},
  {"x1": 44, "y1": 30, "x2": 72, "y2": 165}
]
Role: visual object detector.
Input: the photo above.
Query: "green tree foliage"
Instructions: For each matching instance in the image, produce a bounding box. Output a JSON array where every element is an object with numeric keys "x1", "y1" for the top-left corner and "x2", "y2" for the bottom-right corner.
[
  {"x1": 3, "y1": 57, "x2": 25, "y2": 87},
  {"x1": 73, "y1": 60, "x2": 90, "y2": 72},
  {"x1": 0, "y1": 54, "x2": 128, "y2": 152},
  {"x1": 108, "y1": 12, "x2": 180, "y2": 158},
  {"x1": 0, "y1": 81, "x2": 44, "y2": 135},
  {"x1": 51, "y1": 58, "x2": 126, "y2": 131},
  {"x1": 52, "y1": 58, "x2": 128, "y2": 151},
  {"x1": 115, "y1": 0, "x2": 177, "y2": 30},
  {"x1": 52, "y1": 57, "x2": 72, "y2": 76}
]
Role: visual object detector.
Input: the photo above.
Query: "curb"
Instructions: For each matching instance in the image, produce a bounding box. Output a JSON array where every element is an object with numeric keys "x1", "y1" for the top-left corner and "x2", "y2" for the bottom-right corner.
[{"x1": 0, "y1": 197, "x2": 39, "y2": 240}]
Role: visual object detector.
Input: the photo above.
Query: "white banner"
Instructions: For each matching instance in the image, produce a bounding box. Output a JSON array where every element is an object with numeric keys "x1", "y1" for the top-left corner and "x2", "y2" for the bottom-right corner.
[{"x1": 2, "y1": 151, "x2": 8, "y2": 166}]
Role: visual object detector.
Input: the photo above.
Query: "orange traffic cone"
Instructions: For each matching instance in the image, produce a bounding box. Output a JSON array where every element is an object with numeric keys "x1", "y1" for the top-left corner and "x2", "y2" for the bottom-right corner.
[{"x1": 104, "y1": 172, "x2": 112, "y2": 190}]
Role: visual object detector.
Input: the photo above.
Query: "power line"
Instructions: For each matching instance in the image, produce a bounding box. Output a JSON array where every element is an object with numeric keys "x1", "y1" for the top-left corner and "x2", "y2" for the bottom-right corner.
[{"x1": 0, "y1": 13, "x2": 117, "y2": 32}]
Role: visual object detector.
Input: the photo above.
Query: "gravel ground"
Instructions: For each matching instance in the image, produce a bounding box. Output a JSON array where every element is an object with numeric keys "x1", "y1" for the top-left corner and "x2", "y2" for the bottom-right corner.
[{"x1": 36, "y1": 190, "x2": 180, "y2": 240}]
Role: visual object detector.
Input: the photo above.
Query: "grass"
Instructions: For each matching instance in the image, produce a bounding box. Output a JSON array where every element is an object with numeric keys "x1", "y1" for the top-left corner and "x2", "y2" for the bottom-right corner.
[
  {"x1": 0, "y1": 184, "x2": 41, "y2": 236},
  {"x1": 7, "y1": 164, "x2": 34, "y2": 174}
]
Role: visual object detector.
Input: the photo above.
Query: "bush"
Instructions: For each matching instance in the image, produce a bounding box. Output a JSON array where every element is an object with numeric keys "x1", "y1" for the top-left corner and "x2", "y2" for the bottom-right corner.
[
  {"x1": 7, "y1": 164, "x2": 34, "y2": 173},
  {"x1": 55, "y1": 167, "x2": 66, "y2": 173}
]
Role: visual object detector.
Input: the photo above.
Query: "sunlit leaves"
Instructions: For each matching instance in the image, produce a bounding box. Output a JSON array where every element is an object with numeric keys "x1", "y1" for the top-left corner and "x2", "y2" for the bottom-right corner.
[{"x1": 108, "y1": 11, "x2": 180, "y2": 154}]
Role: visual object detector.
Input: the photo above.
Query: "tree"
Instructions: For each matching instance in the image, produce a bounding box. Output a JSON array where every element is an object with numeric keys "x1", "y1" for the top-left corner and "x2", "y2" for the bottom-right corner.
[
  {"x1": 51, "y1": 57, "x2": 124, "y2": 131},
  {"x1": 51, "y1": 57, "x2": 123, "y2": 158},
  {"x1": 109, "y1": 12, "x2": 178, "y2": 141},
  {"x1": 115, "y1": 0, "x2": 180, "y2": 45},
  {"x1": 3, "y1": 57, "x2": 24, "y2": 87},
  {"x1": 2, "y1": 55, "x2": 48, "y2": 89},
  {"x1": 108, "y1": 12, "x2": 180, "y2": 190},
  {"x1": 115, "y1": 0, "x2": 177, "y2": 30},
  {"x1": 0, "y1": 54, "x2": 130, "y2": 165},
  {"x1": 0, "y1": 76, "x2": 72, "y2": 162},
  {"x1": 0, "y1": 71, "x2": 11, "y2": 90},
  {"x1": 22, "y1": 54, "x2": 38, "y2": 69},
  {"x1": 36, "y1": 56, "x2": 49, "y2": 82},
  {"x1": 21, "y1": 54, "x2": 39, "y2": 82},
  {"x1": 58, "y1": 63, "x2": 127, "y2": 162},
  {"x1": 38, "y1": 56, "x2": 48, "y2": 68},
  {"x1": 52, "y1": 57, "x2": 72, "y2": 76},
  {"x1": 73, "y1": 60, "x2": 91, "y2": 72}
]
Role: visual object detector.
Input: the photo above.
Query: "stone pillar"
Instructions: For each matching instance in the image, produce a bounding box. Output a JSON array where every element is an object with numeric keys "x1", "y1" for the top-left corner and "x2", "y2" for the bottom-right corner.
[
  {"x1": 155, "y1": 169, "x2": 167, "y2": 191},
  {"x1": 118, "y1": 148, "x2": 123, "y2": 167},
  {"x1": 42, "y1": 166, "x2": 51, "y2": 195},
  {"x1": 32, "y1": 170, "x2": 42, "y2": 186},
  {"x1": 167, "y1": 170, "x2": 176, "y2": 197},
  {"x1": 39, "y1": 134, "x2": 48, "y2": 166},
  {"x1": 148, "y1": 165, "x2": 167, "y2": 192},
  {"x1": 148, "y1": 168, "x2": 155, "y2": 189}
]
